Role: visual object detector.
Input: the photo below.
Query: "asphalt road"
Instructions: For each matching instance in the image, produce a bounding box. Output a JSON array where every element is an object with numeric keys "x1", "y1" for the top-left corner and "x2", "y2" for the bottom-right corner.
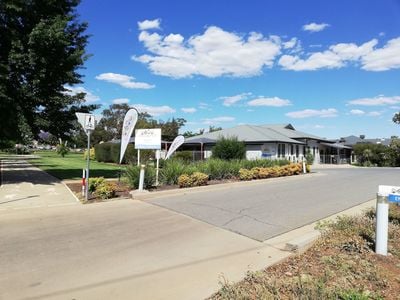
[{"x1": 149, "y1": 167, "x2": 400, "y2": 241}]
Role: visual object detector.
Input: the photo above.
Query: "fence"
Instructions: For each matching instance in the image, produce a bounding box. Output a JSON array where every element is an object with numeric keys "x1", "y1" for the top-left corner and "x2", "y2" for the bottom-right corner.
[{"x1": 320, "y1": 155, "x2": 350, "y2": 164}]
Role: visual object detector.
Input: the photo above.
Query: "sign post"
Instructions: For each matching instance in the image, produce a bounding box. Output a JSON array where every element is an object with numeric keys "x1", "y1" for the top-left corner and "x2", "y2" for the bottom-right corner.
[
  {"x1": 135, "y1": 129, "x2": 161, "y2": 190},
  {"x1": 84, "y1": 114, "x2": 95, "y2": 202},
  {"x1": 376, "y1": 185, "x2": 400, "y2": 255},
  {"x1": 75, "y1": 112, "x2": 95, "y2": 201}
]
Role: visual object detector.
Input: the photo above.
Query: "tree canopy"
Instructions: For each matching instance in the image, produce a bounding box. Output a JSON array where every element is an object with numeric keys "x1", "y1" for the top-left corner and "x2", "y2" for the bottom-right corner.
[{"x1": 0, "y1": 0, "x2": 96, "y2": 146}]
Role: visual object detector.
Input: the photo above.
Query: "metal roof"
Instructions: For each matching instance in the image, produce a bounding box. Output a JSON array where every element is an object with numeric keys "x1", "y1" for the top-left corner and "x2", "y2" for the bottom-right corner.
[
  {"x1": 258, "y1": 124, "x2": 327, "y2": 141},
  {"x1": 321, "y1": 142, "x2": 352, "y2": 149},
  {"x1": 185, "y1": 124, "x2": 305, "y2": 144}
]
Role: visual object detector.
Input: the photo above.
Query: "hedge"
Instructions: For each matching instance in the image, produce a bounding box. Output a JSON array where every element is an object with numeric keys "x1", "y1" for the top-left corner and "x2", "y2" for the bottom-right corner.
[{"x1": 94, "y1": 142, "x2": 154, "y2": 164}]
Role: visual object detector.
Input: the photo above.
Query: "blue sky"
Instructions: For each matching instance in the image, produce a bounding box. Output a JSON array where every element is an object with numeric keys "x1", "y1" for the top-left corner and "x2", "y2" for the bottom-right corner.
[{"x1": 73, "y1": 0, "x2": 400, "y2": 139}]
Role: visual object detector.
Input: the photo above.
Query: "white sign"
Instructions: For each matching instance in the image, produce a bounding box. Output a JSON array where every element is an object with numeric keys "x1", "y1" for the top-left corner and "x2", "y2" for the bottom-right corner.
[
  {"x1": 165, "y1": 135, "x2": 185, "y2": 159},
  {"x1": 75, "y1": 112, "x2": 95, "y2": 135},
  {"x1": 120, "y1": 109, "x2": 138, "y2": 164},
  {"x1": 84, "y1": 114, "x2": 96, "y2": 131},
  {"x1": 135, "y1": 129, "x2": 161, "y2": 149}
]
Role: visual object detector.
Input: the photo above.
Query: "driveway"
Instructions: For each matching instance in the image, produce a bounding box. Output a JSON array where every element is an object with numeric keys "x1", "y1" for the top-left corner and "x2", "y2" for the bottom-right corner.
[
  {"x1": 0, "y1": 158, "x2": 78, "y2": 210},
  {"x1": 148, "y1": 167, "x2": 400, "y2": 241}
]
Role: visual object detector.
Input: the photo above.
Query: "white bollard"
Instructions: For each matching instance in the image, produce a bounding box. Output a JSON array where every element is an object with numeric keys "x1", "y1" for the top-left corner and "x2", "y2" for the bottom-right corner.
[
  {"x1": 82, "y1": 169, "x2": 86, "y2": 197},
  {"x1": 302, "y1": 161, "x2": 306, "y2": 174},
  {"x1": 375, "y1": 193, "x2": 389, "y2": 256},
  {"x1": 138, "y1": 164, "x2": 145, "y2": 192}
]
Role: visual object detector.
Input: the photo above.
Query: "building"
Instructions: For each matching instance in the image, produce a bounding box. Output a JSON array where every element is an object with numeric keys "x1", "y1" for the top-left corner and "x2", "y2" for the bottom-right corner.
[{"x1": 184, "y1": 124, "x2": 352, "y2": 164}]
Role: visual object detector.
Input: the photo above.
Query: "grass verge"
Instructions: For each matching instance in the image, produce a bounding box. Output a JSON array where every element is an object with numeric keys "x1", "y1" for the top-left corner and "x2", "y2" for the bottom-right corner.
[
  {"x1": 30, "y1": 151, "x2": 124, "y2": 180},
  {"x1": 210, "y1": 204, "x2": 400, "y2": 300}
]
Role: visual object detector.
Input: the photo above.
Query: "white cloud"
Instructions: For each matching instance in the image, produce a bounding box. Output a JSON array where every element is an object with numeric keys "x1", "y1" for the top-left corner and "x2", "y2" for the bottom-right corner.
[
  {"x1": 302, "y1": 22, "x2": 330, "y2": 32},
  {"x1": 279, "y1": 38, "x2": 400, "y2": 72},
  {"x1": 64, "y1": 86, "x2": 100, "y2": 103},
  {"x1": 314, "y1": 125, "x2": 325, "y2": 129},
  {"x1": 132, "y1": 104, "x2": 175, "y2": 116},
  {"x1": 133, "y1": 24, "x2": 281, "y2": 78},
  {"x1": 350, "y1": 109, "x2": 365, "y2": 115},
  {"x1": 286, "y1": 108, "x2": 338, "y2": 118},
  {"x1": 220, "y1": 93, "x2": 251, "y2": 107},
  {"x1": 283, "y1": 38, "x2": 298, "y2": 49},
  {"x1": 202, "y1": 116, "x2": 235, "y2": 125},
  {"x1": 347, "y1": 95, "x2": 400, "y2": 106},
  {"x1": 181, "y1": 107, "x2": 197, "y2": 113},
  {"x1": 199, "y1": 102, "x2": 211, "y2": 110},
  {"x1": 247, "y1": 97, "x2": 292, "y2": 107},
  {"x1": 279, "y1": 39, "x2": 377, "y2": 71},
  {"x1": 96, "y1": 73, "x2": 155, "y2": 89},
  {"x1": 138, "y1": 19, "x2": 161, "y2": 31},
  {"x1": 367, "y1": 111, "x2": 382, "y2": 117},
  {"x1": 361, "y1": 38, "x2": 400, "y2": 71},
  {"x1": 112, "y1": 98, "x2": 129, "y2": 104}
]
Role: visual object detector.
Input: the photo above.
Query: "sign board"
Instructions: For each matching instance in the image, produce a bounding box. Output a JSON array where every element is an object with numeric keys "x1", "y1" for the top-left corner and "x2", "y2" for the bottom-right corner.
[
  {"x1": 75, "y1": 112, "x2": 96, "y2": 135},
  {"x1": 135, "y1": 129, "x2": 161, "y2": 149},
  {"x1": 379, "y1": 185, "x2": 400, "y2": 203},
  {"x1": 84, "y1": 114, "x2": 95, "y2": 131}
]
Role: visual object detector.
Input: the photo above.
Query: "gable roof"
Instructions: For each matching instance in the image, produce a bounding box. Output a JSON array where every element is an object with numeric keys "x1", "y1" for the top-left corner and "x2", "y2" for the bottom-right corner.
[
  {"x1": 185, "y1": 124, "x2": 305, "y2": 144},
  {"x1": 259, "y1": 124, "x2": 328, "y2": 141}
]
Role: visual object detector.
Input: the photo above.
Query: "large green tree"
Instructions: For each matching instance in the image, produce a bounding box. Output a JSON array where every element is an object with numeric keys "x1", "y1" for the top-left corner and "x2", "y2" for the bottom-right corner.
[
  {"x1": 0, "y1": 0, "x2": 96, "y2": 145},
  {"x1": 92, "y1": 104, "x2": 187, "y2": 144}
]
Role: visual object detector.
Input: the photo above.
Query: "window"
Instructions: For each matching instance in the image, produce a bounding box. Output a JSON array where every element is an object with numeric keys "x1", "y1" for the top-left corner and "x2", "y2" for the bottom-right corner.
[{"x1": 296, "y1": 145, "x2": 299, "y2": 157}]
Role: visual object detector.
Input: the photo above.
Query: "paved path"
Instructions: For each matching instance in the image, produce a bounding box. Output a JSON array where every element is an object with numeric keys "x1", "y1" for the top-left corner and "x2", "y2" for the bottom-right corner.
[
  {"x1": 0, "y1": 158, "x2": 78, "y2": 210},
  {"x1": 0, "y1": 196, "x2": 374, "y2": 300},
  {"x1": 149, "y1": 167, "x2": 400, "y2": 241}
]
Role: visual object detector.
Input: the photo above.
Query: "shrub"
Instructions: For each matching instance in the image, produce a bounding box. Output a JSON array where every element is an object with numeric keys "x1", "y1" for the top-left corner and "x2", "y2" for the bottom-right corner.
[
  {"x1": 212, "y1": 136, "x2": 246, "y2": 160},
  {"x1": 160, "y1": 159, "x2": 188, "y2": 185},
  {"x1": 191, "y1": 172, "x2": 208, "y2": 186},
  {"x1": 178, "y1": 174, "x2": 194, "y2": 188},
  {"x1": 239, "y1": 168, "x2": 253, "y2": 180},
  {"x1": 83, "y1": 147, "x2": 95, "y2": 160},
  {"x1": 94, "y1": 182, "x2": 117, "y2": 199},
  {"x1": 306, "y1": 164, "x2": 311, "y2": 173},
  {"x1": 56, "y1": 142, "x2": 69, "y2": 157},
  {"x1": 200, "y1": 159, "x2": 238, "y2": 180},
  {"x1": 173, "y1": 151, "x2": 193, "y2": 163},
  {"x1": 89, "y1": 177, "x2": 105, "y2": 193},
  {"x1": 125, "y1": 165, "x2": 156, "y2": 189},
  {"x1": 94, "y1": 142, "x2": 139, "y2": 164}
]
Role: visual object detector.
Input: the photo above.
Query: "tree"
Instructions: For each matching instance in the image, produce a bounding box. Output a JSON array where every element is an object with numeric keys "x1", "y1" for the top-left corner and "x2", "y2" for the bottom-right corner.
[
  {"x1": 212, "y1": 136, "x2": 246, "y2": 160},
  {"x1": 0, "y1": 0, "x2": 95, "y2": 145}
]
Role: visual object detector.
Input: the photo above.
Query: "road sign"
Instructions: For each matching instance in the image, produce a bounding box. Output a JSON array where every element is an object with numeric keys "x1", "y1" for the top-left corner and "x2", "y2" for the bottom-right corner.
[
  {"x1": 84, "y1": 114, "x2": 95, "y2": 131},
  {"x1": 388, "y1": 194, "x2": 400, "y2": 203}
]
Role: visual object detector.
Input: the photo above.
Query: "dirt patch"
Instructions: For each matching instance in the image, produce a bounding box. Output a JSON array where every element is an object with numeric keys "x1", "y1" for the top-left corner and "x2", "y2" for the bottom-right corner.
[{"x1": 210, "y1": 204, "x2": 400, "y2": 299}]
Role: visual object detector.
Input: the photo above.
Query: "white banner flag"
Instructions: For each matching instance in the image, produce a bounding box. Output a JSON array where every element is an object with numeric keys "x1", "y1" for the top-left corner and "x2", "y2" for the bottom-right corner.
[
  {"x1": 120, "y1": 109, "x2": 138, "y2": 164},
  {"x1": 165, "y1": 135, "x2": 185, "y2": 160}
]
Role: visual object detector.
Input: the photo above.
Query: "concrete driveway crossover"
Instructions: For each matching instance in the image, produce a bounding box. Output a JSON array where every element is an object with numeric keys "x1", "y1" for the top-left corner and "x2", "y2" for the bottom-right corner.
[
  {"x1": 148, "y1": 167, "x2": 400, "y2": 241},
  {"x1": 0, "y1": 158, "x2": 78, "y2": 210}
]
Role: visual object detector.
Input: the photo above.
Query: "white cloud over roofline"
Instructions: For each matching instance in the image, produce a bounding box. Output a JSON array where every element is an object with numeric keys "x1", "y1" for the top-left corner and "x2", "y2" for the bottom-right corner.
[
  {"x1": 247, "y1": 97, "x2": 292, "y2": 107},
  {"x1": 286, "y1": 108, "x2": 338, "y2": 119}
]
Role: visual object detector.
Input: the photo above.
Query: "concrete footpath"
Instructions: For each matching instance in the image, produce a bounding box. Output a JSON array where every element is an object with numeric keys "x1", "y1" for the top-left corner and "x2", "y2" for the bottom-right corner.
[
  {"x1": 0, "y1": 158, "x2": 78, "y2": 210},
  {"x1": 0, "y1": 196, "x2": 375, "y2": 300}
]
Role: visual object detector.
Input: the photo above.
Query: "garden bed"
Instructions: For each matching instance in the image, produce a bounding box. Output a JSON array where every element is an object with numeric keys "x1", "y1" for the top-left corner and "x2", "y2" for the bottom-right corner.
[{"x1": 210, "y1": 204, "x2": 400, "y2": 299}]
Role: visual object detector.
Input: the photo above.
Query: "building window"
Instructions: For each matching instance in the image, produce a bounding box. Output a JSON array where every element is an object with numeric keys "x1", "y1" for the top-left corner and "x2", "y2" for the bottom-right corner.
[
  {"x1": 291, "y1": 144, "x2": 294, "y2": 155},
  {"x1": 296, "y1": 145, "x2": 299, "y2": 157},
  {"x1": 278, "y1": 143, "x2": 286, "y2": 157}
]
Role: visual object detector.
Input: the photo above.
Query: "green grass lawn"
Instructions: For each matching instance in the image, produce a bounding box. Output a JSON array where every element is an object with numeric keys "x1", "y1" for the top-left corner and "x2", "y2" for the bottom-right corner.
[{"x1": 31, "y1": 151, "x2": 124, "y2": 180}]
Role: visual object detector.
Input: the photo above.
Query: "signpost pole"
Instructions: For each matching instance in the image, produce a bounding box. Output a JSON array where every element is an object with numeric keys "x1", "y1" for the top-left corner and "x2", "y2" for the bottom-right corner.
[
  {"x1": 376, "y1": 193, "x2": 388, "y2": 255},
  {"x1": 137, "y1": 149, "x2": 140, "y2": 166},
  {"x1": 155, "y1": 150, "x2": 160, "y2": 186},
  {"x1": 85, "y1": 130, "x2": 91, "y2": 202}
]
